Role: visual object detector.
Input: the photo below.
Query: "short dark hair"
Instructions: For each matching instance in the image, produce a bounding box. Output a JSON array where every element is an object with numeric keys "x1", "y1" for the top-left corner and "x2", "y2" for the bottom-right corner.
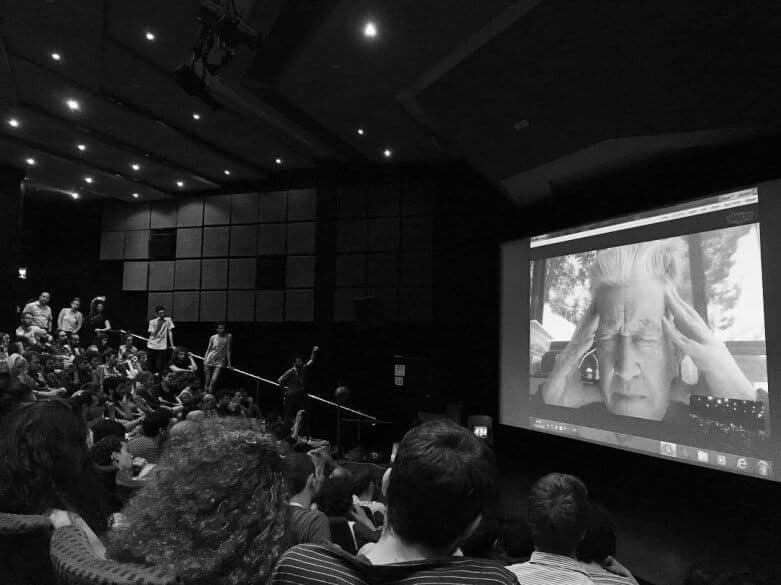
[
  {"x1": 154, "y1": 305, "x2": 165, "y2": 312},
  {"x1": 527, "y1": 473, "x2": 589, "y2": 556},
  {"x1": 283, "y1": 453, "x2": 315, "y2": 495},
  {"x1": 317, "y1": 476, "x2": 354, "y2": 517},
  {"x1": 386, "y1": 419, "x2": 496, "y2": 549},
  {"x1": 576, "y1": 503, "x2": 616, "y2": 563},
  {"x1": 92, "y1": 419, "x2": 126, "y2": 443},
  {"x1": 269, "y1": 421, "x2": 291, "y2": 442},
  {"x1": 352, "y1": 467, "x2": 374, "y2": 497},
  {"x1": 142, "y1": 409, "x2": 170, "y2": 437}
]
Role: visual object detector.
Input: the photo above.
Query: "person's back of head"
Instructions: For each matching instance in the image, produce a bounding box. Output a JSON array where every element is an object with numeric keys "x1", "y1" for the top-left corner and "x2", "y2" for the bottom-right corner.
[
  {"x1": 142, "y1": 409, "x2": 170, "y2": 437},
  {"x1": 284, "y1": 452, "x2": 316, "y2": 497},
  {"x1": 317, "y1": 476, "x2": 354, "y2": 518},
  {"x1": 352, "y1": 467, "x2": 374, "y2": 499},
  {"x1": 91, "y1": 418, "x2": 126, "y2": 443},
  {"x1": 576, "y1": 502, "x2": 616, "y2": 564},
  {"x1": 386, "y1": 419, "x2": 496, "y2": 552},
  {"x1": 527, "y1": 472, "x2": 589, "y2": 557}
]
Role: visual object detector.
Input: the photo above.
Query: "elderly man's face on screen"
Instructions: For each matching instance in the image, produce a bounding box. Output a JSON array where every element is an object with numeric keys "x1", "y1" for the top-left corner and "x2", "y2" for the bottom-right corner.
[{"x1": 594, "y1": 278, "x2": 675, "y2": 420}]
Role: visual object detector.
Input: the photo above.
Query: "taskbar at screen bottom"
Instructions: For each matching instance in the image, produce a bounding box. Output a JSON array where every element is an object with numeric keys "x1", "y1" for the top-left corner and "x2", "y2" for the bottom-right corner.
[{"x1": 529, "y1": 417, "x2": 773, "y2": 479}]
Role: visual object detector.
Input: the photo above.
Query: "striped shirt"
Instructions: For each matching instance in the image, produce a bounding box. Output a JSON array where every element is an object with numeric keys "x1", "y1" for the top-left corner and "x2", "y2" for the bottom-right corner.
[
  {"x1": 272, "y1": 542, "x2": 520, "y2": 585},
  {"x1": 287, "y1": 504, "x2": 332, "y2": 548},
  {"x1": 508, "y1": 552, "x2": 594, "y2": 585}
]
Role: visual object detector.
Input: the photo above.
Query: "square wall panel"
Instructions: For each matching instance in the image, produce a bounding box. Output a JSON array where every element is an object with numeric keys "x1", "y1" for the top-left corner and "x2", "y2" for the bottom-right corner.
[
  {"x1": 256, "y1": 290, "x2": 284, "y2": 322},
  {"x1": 231, "y1": 192, "x2": 259, "y2": 224},
  {"x1": 148, "y1": 292, "x2": 173, "y2": 319},
  {"x1": 401, "y1": 182, "x2": 436, "y2": 216},
  {"x1": 200, "y1": 291, "x2": 226, "y2": 322},
  {"x1": 148, "y1": 261, "x2": 175, "y2": 290},
  {"x1": 399, "y1": 288, "x2": 433, "y2": 322},
  {"x1": 102, "y1": 201, "x2": 127, "y2": 231},
  {"x1": 201, "y1": 259, "x2": 228, "y2": 289},
  {"x1": 337, "y1": 185, "x2": 367, "y2": 218},
  {"x1": 122, "y1": 261, "x2": 148, "y2": 291},
  {"x1": 124, "y1": 230, "x2": 150, "y2": 259},
  {"x1": 228, "y1": 258, "x2": 256, "y2": 289},
  {"x1": 259, "y1": 191, "x2": 287, "y2": 222},
  {"x1": 229, "y1": 224, "x2": 258, "y2": 256},
  {"x1": 257, "y1": 255, "x2": 286, "y2": 289},
  {"x1": 368, "y1": 218, "x2": 399, "y2": 251},
  {"x1": 174, "y1": 259, "x2": 201, "y2": 289},
  {"x1": 177, "y1": 197, "x2": 204, "y2": 227},
  {"x1": 400, "y1": 254, "x2": 433, "y2": 287},
  {"x1": 287, "y1": 256, "x2": 315, "y2": 288},
  {"x1": 287, "y1": 222, "x2": 316, "y2": 254},
  {"x1": 258, "y1": 223, "x2": 286, "y2": 254},
  {"x1": 100, "y1": 231, "x2": 125, "y2": 260},
  {"x1": 368, "y1": 288, "x2": 399, "y2": 321},
  {"x1": 204, "y1": 194, "x2": 232, "y2": 225},
  {"x1": 148, "y1": 229, "x2": 177, "y2": 261},
  {"x1": 227, "y1": 290, "x2": 255, "y2": 322},
  {"x1": 337, "y1": 219, "x2": 367, "y2": 252},
  {"x1": 150, "y1": 200, "x2": 178, "y2": 228},
  {"x1": 367, "y1": 254, "x2": 398, "y2": 287},
  {"x1": 336, "y1": 254, "x2": 366, "y2": 287},
  {"x1": 334, "y1": 288, "x2": 365, "y2": 321},
  {"x1": 202, "y1": 226, "x2": 229, "y2": 257},
  {"x1": 176, "y1": 227, "x2": 202, "y2": 258},
  {"x1": 173, "y1": 291, "x2": 200, "y2": 322},
  {"x1": 401, "y1": 216, "x2": 433, "y2": 251},
  {"x1": 126, "y1": 204, "x2": 151, "y2": 230},
  {"x1": 287, "y1": 188, "x2": 316, "y2": 221},
  {"x1": 285, "y1": 290, "x2": 314, "y2": 322},
  {"x1": 368, "y1": 184, "x2": 400, "y2": 217}
]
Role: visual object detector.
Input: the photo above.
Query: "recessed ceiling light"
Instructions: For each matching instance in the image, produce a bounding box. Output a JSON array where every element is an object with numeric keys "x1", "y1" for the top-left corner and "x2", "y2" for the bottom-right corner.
[
  {"x1": 192, "y1": 112, "x2": 201, "y2": 120},
  {"x1": 70, "y1": 192, "x2": 79, "y2": 200},
  {"x1": 132, "y1": 192, "x2": 140, "y2": 199},
  {"x1": 223, "y1": 169, "x2": 231, "y2": 175},
  {"x1": 176, "y1": 180, "x2": 184, "y2": 188},
  {"x1": 25, "y1": 158, "x2": 36, "y2": 165},
  {"x1": 383, "y1": 148, "x2": 392, "y2": 158},
  {"x1": 65, "y1": 99, "x2": 80, "y2": 111},
  {"x1": 77, "y1": 143, "x2": 86, "y2": 151},
  {"x1": 131, "y1": 163, "x2": 141, "y2": 171},
  {"x1": 84, "y1": 176, "x2": 93, "y2": 184},
  {"x1": 8, "y1": 118, "x2": 19, "y2": 128},
  {"x1": 51, "y1": 52, "x2": 61, "y2": 61},
  {"x1": 363, "y1": 21, "x2": 378, "y2": 38},
  {"x1": 145, "y1": 31, "x2": 156, "y2": 41},
  {"x1": 357, "y1": 128, "x2": 365, "y2": 136},
  {"x1": 275, "y1": 158, "x2": 283, "y2": 165}
]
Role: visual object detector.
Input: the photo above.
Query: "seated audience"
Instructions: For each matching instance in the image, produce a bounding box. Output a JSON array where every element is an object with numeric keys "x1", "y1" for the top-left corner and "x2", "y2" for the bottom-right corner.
[
  {"x1": 508, "y1": 473, "x2": 638, "y2": 585},
  {"x1": 168, "y1": 346, "x2": 197, "y2": 373},
  {"x1": 459, "y1": 514, "x2": 507, "y2": 563},
  {"x1": 272, "y1": 419, "x2": 517, "y2": 585},
  {"x1": 317, "y1": 475, "x2": 380, "y2": 551},
  {"x1": 125, "y1": 409, "x2": 170, "y2": 463},
  {"x1": 118, "y1": 333, "x2": 139, "y2": 361},
  {"x1": 284, "y1": 452, "x2": 332, "y2": 546},
  {"x1": 16, "y1": 313, "x2": 50, "y2": 349},
  {"x1": 352, "y1": 467, "x2": 386, "y2": 524}
]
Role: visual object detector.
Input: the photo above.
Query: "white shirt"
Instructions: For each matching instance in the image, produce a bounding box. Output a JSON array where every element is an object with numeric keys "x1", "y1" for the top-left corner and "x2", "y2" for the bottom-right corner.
[
  {"x1": 147, "y1": 317, "x2": 174, "y2": 350},
  {"x1": 23, "y1": 301, "x2": 53, "y2": 331}
]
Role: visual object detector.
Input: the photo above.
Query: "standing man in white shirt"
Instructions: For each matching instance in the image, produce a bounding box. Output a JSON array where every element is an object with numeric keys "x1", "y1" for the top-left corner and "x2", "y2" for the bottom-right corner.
[
  {"x1": 23, "y1": 291, "x2": 53, "y2": 332},
  {"x1": 146, "y1": 305, "x2": 175, "y2": 374}
]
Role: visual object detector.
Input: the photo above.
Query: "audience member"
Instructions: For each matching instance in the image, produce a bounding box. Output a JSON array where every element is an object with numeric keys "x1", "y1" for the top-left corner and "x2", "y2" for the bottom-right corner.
[
  {"x1": 147, "y1": 305, "x2": 175, "y2": 374},
  {"x1": 284, "y1": 452, "x2": 331, "y2": 547},
  {"x1": 125, "y1": 408, "x2": 169, "y2": 463},
  {"x1": 352, "y1": 467, "x2": 386, "y2": 523},
  {"x1": 16, "y1": 312, "x2": 49, "y2": 349},
  {"x1": 118, "y1": 333, "x2": 139, "y2": 360},
  {"x1": 22, "y1": 291, "x2": 53, "y2": 332},
  {"x1": 57, "y1": 297, "x2": 83, "y2": 334},
  {"x1": 86, "y1": 296, "x2": 111, "y2": 346},
  {"x1": 317, "y1": 474, "x2": 380, "y2": 550}
]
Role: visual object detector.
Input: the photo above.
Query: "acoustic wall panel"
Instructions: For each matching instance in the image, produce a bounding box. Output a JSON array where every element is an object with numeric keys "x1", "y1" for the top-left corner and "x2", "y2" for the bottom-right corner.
[
  {"x1": 177, "y1": 198, "x2": 204, "y2": 227},
  {"x1": 126, "y1": 204, "x2": 151, "y2": 230},
  {"x1": 147, "y1": 292, "x2": 173, "y2": 318},
  {"x1": 258, "y1": 223, "x2": 286, "y2": 255},
  {"x1": 229, "y1": 225, "x2": 257, "y2": 256},
  {"x1": 174, "y1": 260, "x2": 201, "y2": 290},
  {"x1": 150, "y1": 200, "x2": 178, "y2": 228},
  {"x1": 148, "y1": 229, "x2": 176, "y2": 260},
  {"x1": 100, "y1": 231, "x2": 125, "y2": 260},
  {"x1": 204, "y1": 194, "x2": 231, "y2": 225},
  {"x1": 202, "y1": 226, "x2": 229, "y2": 257},
  {"x1": 200, "y1": 291, "x2": 226, "y2": 322},
  {"x1": 286, "y1": 222, "x2": 316, "y2": 254},
  {"x1": 260, "y1": 191, "x2": 287, "y2": 222},
  {"x1": 399, "y1": 288, "x2": 433, "y2": 322},
  {"x1": 401, "y1": 216, "x2": 433, "y2": 251},
  {"x1": 173, "y1": 291, "x2": 200, "y2": 322},
  {"x1": 148, "y1": 261, "x2": 175, "y2": 290},
  {"x1": 256, "y1": 256, "x2": 286, "y2": 289},
  {"x1": 102, "y1": 201, "x2": 127, "y2": 231},
  {"x1": 228, "y1": 258, "x2": 256, "y2": 289},
  {"x1": 334, "y1": 288, "x2": 365, "y2": 321},
  {"x1": 401, "y1": 182, "x2": 435, "y2": 216},
  {"x1": 124, "y1": 230, "x2": 150, "y2": 259},
  {"x1": 227, "y1": 290, "x2": 255, "y2": 322},
  {"x1": 368, "y1": 218, "x2": 399, "y2": 251},
  {"x1": 367, "y1": 287, "x2": 399, "y2": 321},
  {"x1": 231, "y1": 193, "x2": 259, "y2": 224},
  {"x1": 201, "y1": 259, "x2": 228, "y2": 289},
  {"x1": 400, "y1": 254, "x2": 433, "y2": 287},
  {"x1": 256, "y1": 290, "x2": 284, "y2": 322},
  {"x1": 336, "y1": 254, "x2": 366, "y2": 287},
  {"x1": 367, "y1": 254, "x2": 398, "y2": 287},
  {"x1": 368, "y1": 184, "x2": 399, "y2": 217},
  {"x1": 286, "y1": 256, "x2": 315, "y2": 288},
  {"x1": 176, "y1": 227, "x2": 202, "y2": 258},
  {"x1": 122, "y1": 261, "x2": 148, "y2": 291},
  {"x1": 337, "y1": 219, "x2": 367, "y2": 252},
  {"x1": 337, "y1": 185, "x2": 367, "y2": 218},
  {"x1": 287, "y1": 188, "x2": 316, "y2": 221},
  {"x1": 285, "y1": 290, "x2": 314, "y2": 321}
]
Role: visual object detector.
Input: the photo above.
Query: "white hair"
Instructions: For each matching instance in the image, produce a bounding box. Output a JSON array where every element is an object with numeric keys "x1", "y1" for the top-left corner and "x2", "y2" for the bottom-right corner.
[{"x1": 591, "y1": 239, "x2": 681, "y2": 293}]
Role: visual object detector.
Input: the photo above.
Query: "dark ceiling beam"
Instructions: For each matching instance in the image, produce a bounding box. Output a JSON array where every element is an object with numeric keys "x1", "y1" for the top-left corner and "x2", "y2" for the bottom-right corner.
[
  {"x1": 18, "y1": 101, "x2": 220, "y2": 189},
  {"x1": 5, "y1": 49, "x2": 269, "y2": 178},
  {"x1": 0, "y1": 129, "x2": 176, "y2": 197}
]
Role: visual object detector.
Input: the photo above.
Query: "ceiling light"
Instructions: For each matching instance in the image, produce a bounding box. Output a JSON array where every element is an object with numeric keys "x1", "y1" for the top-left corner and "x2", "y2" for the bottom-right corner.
[
  {"x1": 132, "y1": 192, "x2": 139, "y2": 199},
  {"x1": 131, "y1": 163, "x2": 141, "y2": 171},
  {"x1": 70, "y1": 192, "x2": 79, "y2": 200},
  {"x1": 25, "y1": 158, "x2": 36, "y2": 165},
  {"x1": 65, "y1": 99, "x2": 80, "y2": 111},
  {"x1": 357, "y1": 128, "x2": 365, "y2": 136},
  {"x1": 176, "y1": 180, "x2": 184, "y2": 188},
  {"x1": 84, "y1": 176, "x2": 93, "y2": 184},
  {"x1": 192, "y1": 112, "x2": 201, "y2": 120},
  {"x1": 363, "y1": 21, "x2": 378, "y2": 38},
  {"x1": 223, "y1": 169, "x2": 231, "y2": 175},
  {"x1": 8, "y1": 118, "x2": 19, "y2": 128},
  {"x1": 275, "y1": 158, "x2": 283, "y2": 165},
  {"x1": 77, "y1": 143, "x2": 86, "y2": 151},
  {"x1": 145, "y1": 31, "x2": 156, "y2": 41},
  {"x1": 51, "y1": 52, "x2": 62, "y2": 61},
  {"x1": 383, "y1": 148, "x2": 392, "y2": 158}
]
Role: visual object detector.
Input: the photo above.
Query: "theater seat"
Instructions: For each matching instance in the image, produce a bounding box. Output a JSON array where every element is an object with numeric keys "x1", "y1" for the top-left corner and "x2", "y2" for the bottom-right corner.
[
  {"x1": 328, "y1": 517, "x2": 358, "y2": 555},
  {"x1": 0, "y1": 512, "x2": 55, "y2": 585},
  {"x1": 50, "y1": 526, "x2": 178, "y2": 585}
]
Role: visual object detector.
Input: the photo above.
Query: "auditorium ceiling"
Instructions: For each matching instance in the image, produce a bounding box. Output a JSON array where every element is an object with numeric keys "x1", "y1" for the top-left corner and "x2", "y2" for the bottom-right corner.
[{"x1": 1, "y1": 1, "x2": 780, "y2": 204}]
